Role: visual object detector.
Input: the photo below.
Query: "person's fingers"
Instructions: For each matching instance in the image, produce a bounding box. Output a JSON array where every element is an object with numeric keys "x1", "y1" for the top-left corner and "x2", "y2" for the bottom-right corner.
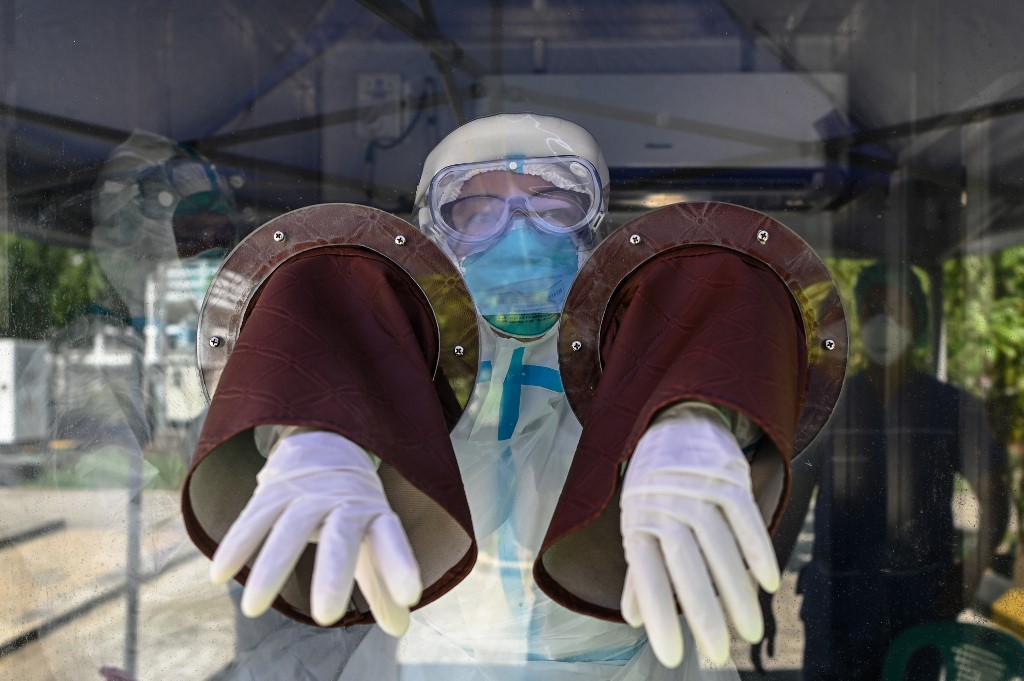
[
  {"x1": 365, "y1": 514, "x2": 422, "y2": 607},
  {"x1": 310, "y1": 507, "x2": 364, "y2": 626},
  {"x1": 717, "y1": 492, "x2": 780, "y2": 594},
  {"x1": 642, "y1": 473, "x2": 780, "y2": 595},
  {"x1": 355, "y1": 540, "x2": 411, "y2": 637},
  {"x1": 689, "y1": 507, "x2": 762, "y2": 643},
  {"x1": 623, "y1": 532, "x2": 684, "y2": 668},
  {"x1": 241, "y1": 501, "x2": 324, "y2": 618},
  {"x1": 210, "y1": 495, "x2": 288, "y2": 585},
  {"x1": 660, "y1": 523, "x2": 730, "y2": 665},
  {"x1": 620, "y1": 569, "x2": 643, "y2": 628}
]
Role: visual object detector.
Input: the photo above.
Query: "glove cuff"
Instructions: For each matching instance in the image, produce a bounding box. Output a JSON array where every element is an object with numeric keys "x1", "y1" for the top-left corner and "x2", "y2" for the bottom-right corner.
[
  {"x1": 257, "y1": 430, "x2": 380, "y2": 486},
  {"x1": 653, "y1": 401, "x2": 762, "y2": 450}
]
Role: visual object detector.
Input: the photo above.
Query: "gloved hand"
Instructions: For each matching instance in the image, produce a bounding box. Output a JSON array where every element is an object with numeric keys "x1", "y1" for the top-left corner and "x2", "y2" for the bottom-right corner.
[
  {"x1": 619, "y1": 405, "x2": 781, "y2": 668},
  {"x1": 209, "y1": 430, "x2": 422, "y2": 636}
]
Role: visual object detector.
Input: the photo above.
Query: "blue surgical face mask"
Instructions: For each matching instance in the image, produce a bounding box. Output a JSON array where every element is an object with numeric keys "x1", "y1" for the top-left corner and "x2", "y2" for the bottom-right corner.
[{"x1": 461, "y1": 217, "x2": 580, "y2": 337}]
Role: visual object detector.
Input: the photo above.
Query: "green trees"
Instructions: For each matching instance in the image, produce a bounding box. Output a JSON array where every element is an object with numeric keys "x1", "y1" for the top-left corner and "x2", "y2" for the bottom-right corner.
[
  {"x1": 944, "y1": 246, "x2": 1024, "y2": 446},
  {"x1": 944, "y1": 247, "x2": 1024, "y2": 553},
  {"x1": 824, "y1": 251, "x2": 1024, "y2": 449},
  {"x1": 0, "y1": 233, "x2": 106, "y2": 340}
]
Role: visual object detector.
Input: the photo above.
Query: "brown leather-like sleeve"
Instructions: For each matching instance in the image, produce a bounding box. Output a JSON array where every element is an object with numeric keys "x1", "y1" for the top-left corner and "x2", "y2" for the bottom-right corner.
[
  {"x1": 535, "y1": 246, "x2": 807, "y2": 620},
  {"x1": 182, "y1": 248, "x2": 475, "y2": 626}
]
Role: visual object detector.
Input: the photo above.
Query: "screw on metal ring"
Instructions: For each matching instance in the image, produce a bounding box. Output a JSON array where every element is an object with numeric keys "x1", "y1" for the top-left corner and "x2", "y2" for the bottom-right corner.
[
  {"x1": 209, "y1": 336, "x2": 222, "y2": 348},
  {"x1": 395, "y1": 235, "x2": 407, "y2": 246},
  {"x1": 756, "y1": 230, "x2": 769, "y2": 245},
  {"x1": 823, "y1": 339, "x2": 836, "y2": 351},
  {"x1": 629, "y1": 234, "x2": 642, "y2": 245},
  {"x1": 571, "y1": 340, "x2": 583, "y2": 352},
  {"x1": 454, "y1": 345, "x2": 465, "y2": 357},
  {"x1": 273, "y1": 230, "x2": 286, "y2": 242}
]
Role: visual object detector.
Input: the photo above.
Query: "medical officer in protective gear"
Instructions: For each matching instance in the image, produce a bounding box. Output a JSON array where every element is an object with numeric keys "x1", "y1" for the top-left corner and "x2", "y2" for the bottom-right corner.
[
  {"x1": 93, "y1": 133, "x2": 374, "y2": 680},
  {"x1": 49, "y1": 130, "x2": 246, "y2": 472},
  {"x1": 48, "y1": 131, "x2": 248, "y2": 680},
  {"x1": 183, "y1": 113, "x2": 846, "y2": 679}
]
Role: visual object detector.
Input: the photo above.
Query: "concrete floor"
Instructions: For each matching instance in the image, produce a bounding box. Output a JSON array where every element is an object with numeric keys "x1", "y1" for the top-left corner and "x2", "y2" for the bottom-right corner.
[
  {"x1": 0, "y1": 488, "x2": 235, "y2": 681},
  {"x1": 729, "y1": 511, "x2": 812, "y2": 679}
]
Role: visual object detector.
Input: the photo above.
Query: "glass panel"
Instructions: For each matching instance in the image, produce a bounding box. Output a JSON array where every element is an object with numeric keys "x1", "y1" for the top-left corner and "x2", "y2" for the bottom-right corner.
[{"x1": 2, "y1": 2, "x2": 1023, "y2": 680}]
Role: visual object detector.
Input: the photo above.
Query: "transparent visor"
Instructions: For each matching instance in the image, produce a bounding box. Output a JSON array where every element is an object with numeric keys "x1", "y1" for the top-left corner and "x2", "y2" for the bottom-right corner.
[{"x1": 428, "y1": 156, "x2": 603, "y2": 246}]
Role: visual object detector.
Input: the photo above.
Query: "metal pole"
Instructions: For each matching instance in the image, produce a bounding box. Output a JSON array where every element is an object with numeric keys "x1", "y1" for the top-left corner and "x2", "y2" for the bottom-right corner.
[{"x1": 124, "y1": 447, "x2": 142, "y2": 677}]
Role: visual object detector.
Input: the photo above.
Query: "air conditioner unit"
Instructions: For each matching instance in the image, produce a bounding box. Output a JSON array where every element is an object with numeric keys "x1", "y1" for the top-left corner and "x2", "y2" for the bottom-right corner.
[{"x1": 476, "y1": 73, "x2": 848, "y2": 211}]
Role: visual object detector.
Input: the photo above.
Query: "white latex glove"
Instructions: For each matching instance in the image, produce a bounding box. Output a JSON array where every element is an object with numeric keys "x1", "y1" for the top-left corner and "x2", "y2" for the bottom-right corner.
[
  {"x1": 209, "y1": 431, "x2": 422, "y2": 636},
  {"x1": 620, "y1": 405, "x2": 780, "y2": 668}
]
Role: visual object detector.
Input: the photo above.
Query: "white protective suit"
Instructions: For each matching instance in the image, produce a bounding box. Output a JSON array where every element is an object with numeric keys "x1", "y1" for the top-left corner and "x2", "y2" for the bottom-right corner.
[
  {"x1": 209, "y1": 114, "x2": 780, "y2": 680},
  {"x1": 334, "y1": 325, "x2": 755, "y2": 680}
]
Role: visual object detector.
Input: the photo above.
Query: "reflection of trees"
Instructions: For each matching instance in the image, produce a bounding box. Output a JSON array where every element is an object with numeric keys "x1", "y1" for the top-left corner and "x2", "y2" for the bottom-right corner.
[
  {"x1": 944, "y1": 246, "x2": 1024, "y2": 562},
  {"x1": 826, "y1": 252, "x2": 1024, "y2": 533},
  {"x1": 823, "y1": 258, "x2": 934, "y2": 373},
  {"x1": 1, "y1": 233, "x2": 111, "y2": 339},
  {"x1": 944, "y1": 246, "x2": 1024, "y2": 446},
  {"x1": 821, "y1": 252, "x2": 1024, "y2": 452}
]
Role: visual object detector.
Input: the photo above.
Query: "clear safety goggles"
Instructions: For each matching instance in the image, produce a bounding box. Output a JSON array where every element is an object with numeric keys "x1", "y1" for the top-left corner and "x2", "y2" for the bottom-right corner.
[{"x1": 427, "y1": 156, "x2": 604, "y2": 245}]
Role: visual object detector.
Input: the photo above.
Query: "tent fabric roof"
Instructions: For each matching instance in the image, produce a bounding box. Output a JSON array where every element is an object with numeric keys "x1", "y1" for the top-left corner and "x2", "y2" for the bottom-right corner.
[{"x1": 5, "y1": 0, "x2": 1024, "y2": 260}]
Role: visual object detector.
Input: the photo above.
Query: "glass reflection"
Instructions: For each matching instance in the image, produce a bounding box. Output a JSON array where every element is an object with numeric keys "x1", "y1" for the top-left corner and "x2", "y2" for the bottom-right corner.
[
  {"x1": 3, "y1": 1, "x2": 1024, "y2": 678},
  {"x1": 1, "y1": 131, "x2": 249, "y2": 680},
  {"x1": 777, "y1": 262, "x2": 1011, "y2": 680}
]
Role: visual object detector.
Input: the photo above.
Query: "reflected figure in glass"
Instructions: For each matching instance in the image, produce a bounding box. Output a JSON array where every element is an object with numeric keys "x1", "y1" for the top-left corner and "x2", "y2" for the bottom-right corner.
[
  {"x1": 35, "y1": 131, "x2": 245, "y2": 679},
  {"x1": 782, "y1": 262, "x2": 1010, "y2": 681}
]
